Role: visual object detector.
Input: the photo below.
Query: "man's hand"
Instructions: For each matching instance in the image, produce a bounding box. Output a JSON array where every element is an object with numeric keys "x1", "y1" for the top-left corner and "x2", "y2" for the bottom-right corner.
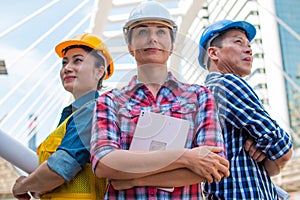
[
  {"x1": 244, "y1": 139, "x2": 266, "y2": 162},
  {"x1": 184, "y1": 146, "x2": 230, "y2": 183}
]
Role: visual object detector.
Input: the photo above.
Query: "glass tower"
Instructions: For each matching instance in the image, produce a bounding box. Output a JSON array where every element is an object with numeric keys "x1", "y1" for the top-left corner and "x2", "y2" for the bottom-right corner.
[{"x1": 274, "y1": 0, "x2": 300, "y2": 141}]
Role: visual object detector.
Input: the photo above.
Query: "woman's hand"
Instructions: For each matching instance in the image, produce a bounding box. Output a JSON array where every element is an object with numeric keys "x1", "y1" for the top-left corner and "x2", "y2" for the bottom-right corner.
[
  {"x1": 12, "y1": 176, "x2": 31, "y2": 200},
  {"x1": 183, "y1": 146, "x2": 230, "y2": 183}
]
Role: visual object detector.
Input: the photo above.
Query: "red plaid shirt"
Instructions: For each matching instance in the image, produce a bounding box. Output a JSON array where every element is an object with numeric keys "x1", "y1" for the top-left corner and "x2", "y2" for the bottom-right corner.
[{"x1": 91, "y1": 72, "x2": 225, "y2": 200}]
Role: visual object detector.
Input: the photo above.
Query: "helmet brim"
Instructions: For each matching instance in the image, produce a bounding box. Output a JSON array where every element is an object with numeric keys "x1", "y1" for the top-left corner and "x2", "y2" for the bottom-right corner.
[
  {"x1": 123, "y1": 18, "x2": 176, "y2": 30},
  {"x1": 55, "y1": 40, "x2": 98, "y2": 58}
]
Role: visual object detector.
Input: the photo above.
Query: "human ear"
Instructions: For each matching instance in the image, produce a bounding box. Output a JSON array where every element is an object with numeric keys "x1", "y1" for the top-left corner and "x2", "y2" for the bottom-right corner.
[
  {"x1": 128, "y1": 45, "x2": 134, "y2": 57},
  {"x1": 207, "y1": 46, "x2": 218, "y2": 61},
  {"x1": 95, "y1": 65, "x2": 105, "y2": 80}
]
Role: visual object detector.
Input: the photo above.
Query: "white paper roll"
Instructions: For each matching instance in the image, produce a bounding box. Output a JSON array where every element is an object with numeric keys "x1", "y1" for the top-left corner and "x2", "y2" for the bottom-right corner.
[{"x1": 0, "y1": 129, "x2": 38, "y2": 173}]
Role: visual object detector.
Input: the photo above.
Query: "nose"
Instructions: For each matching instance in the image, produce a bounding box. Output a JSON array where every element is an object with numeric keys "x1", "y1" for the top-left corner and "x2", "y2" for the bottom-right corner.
[
  {"x1": 244, "y1": 45, "x2": 252, "y2": 56},
  {"x1": 148, "y1": 30, "x2": 158, "y2": 44},
  {"x1": 63, "y1": 63, "x2": 73, "y2": 74}
]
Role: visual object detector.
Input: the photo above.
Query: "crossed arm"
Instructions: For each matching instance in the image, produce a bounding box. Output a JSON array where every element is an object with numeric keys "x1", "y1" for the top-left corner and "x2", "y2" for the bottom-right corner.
[
  {"x1": 213, "y1": 75, "x2": 293, "y2": 177},
  {"x1": 12, "y1": 162, "x2": 65, "y2": 200},
  {"x1": 110, "y1": 138, "x2": 292, "y2": 191},
  {"x1": 94, "y1": 146, "x2": 230, "y2": 190},
  {"x1": 244, "y1": 139, "x2": 293, "y2": 176},
  {"x1": 92, "y1": 86, "x2": 230, "y2": 189}
]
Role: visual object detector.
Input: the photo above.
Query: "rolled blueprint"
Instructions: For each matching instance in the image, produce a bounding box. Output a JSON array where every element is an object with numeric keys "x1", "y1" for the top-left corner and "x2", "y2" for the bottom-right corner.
[{"x1": 0, "y1": 129, "x2": 38, "y2": 173}]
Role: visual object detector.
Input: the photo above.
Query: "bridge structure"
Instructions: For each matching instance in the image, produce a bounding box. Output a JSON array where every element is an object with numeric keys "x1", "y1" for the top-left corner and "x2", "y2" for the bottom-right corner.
[{"x1": 0, "y1": 0, "x2": 299, "y2": 199}]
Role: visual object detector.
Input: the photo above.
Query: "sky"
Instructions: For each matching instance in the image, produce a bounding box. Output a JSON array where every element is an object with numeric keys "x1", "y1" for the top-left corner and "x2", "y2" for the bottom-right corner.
[{"x1": 0, "y1": 0, "x2": 96, "y2": 145}]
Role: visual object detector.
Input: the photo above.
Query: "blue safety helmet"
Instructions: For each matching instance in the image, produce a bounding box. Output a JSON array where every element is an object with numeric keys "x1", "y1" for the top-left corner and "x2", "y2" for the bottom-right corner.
[{"x1": 198, "y1": 19, "x2": 256, "y2": 69}]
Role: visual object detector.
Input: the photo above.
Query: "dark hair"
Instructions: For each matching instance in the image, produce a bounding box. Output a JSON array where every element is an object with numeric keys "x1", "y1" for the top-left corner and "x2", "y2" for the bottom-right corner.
[{"x1": 62, "y1": 45, "x2": 106, "y2": 89}]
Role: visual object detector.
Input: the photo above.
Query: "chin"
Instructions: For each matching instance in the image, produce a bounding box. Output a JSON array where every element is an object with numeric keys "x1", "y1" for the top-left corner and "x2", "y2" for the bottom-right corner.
[
  {"x1": 241, "y1": 71, "x2": 251, "y2": 77},
  {"x1": 63, "y1": 86, "x2": 74, "y2": 93}
]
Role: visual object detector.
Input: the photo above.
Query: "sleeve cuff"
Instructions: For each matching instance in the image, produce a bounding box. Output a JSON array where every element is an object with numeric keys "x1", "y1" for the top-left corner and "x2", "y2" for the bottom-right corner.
[
  {"x1": 48, "y1": 150, "x2": 82, "y2": 182},
  {"x1": 260, "y1": 132, "x2": 293, "y2": 160},
  {"x1": 91, "y1": 146, "x2": 115, "y2": 173}
]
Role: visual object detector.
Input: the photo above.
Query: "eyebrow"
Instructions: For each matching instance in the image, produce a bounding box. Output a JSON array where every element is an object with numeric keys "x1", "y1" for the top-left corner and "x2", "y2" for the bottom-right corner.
[
  {"x1": 229, "y1": 30, "x2": 247, "y2": 38},
  {"x1": 233, "y1": 35, "x2": 244, "y2": 39},
  {"x1": 72, "y1": 54, "x2": 84, "y2": 58},
  {"x1": 63, "y1": 54, "x2": 84, "y2": 60},
  {"x1": 227, "y1": 32, "x2": 247, "y2": 40}
]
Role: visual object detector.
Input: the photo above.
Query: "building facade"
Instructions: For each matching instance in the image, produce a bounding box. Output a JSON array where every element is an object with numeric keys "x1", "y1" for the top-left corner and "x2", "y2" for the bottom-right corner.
[{"x1": 273, "y1": 0, "x2": 300, "y2": 143}]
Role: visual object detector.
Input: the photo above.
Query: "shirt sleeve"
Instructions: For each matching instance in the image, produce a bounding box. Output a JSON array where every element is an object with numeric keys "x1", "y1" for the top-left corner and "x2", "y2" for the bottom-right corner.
[
  {"x1": 47, "y1": 101, "x2": 95, "y2": 181},
  {"x1": 212, "y1": 74, "x2": 292, "y2": 160},
  {"x1": 47, "y1": 150, "x2": 81, "y2": 182},
  {"x1": 194, "y1": 85, "x2": 226, "y2": 157},
  {"x1": 90, "y1": 92, "x2": 121, "y2": 171}
]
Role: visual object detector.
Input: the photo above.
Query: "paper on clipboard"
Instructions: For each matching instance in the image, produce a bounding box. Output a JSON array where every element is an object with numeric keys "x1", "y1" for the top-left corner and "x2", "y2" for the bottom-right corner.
[{"x1": 130, "y1": 110, "x2": 190, "y2": 192}]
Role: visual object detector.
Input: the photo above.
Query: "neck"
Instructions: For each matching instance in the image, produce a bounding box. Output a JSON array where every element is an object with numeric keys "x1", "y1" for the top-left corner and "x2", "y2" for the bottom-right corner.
[
  {"x1": 208, "y1": 62, "x2": 220, "y2": 73},
  {"x1": 72, "y1": 89, "x2": 94, "y2": 100},
  {"x1": 137, "y1": 63, "x2": 168, "y2": 85},
  {"x1": 137, "y1": 63, "x2": 168, "y2": 98}
]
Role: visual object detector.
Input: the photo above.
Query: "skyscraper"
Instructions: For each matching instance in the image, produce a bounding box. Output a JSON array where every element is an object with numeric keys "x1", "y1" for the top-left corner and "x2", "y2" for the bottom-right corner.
[{"x1": 273, "y1": 0, "x2": 300, "y2": 141}]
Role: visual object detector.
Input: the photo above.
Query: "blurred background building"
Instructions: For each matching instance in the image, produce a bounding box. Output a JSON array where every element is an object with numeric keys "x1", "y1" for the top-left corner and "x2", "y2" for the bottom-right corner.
[
  {"x1": 0, "y1": 0, "x2": 299, "y2": 199},
  {"x1": 0, "y1": 60, "x2": 7, "y2": 75}
]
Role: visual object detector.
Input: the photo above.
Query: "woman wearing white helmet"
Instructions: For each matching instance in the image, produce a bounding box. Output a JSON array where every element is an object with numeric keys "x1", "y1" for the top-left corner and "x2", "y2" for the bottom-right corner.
[
  {"x1": 12, "y1": 33, "x2": 114, "y2": 200},
  {"x1": 90, "y1": 1, "x2": 229, "y2": 199}
]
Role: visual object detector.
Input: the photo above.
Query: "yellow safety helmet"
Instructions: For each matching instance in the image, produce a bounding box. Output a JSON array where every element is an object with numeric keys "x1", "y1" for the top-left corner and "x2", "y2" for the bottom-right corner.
[{"x1": 55, "y1": 33, "x2": 114, "y2": 80}]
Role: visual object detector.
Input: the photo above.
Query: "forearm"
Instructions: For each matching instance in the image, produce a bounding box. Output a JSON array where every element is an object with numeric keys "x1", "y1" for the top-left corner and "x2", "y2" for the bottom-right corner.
[
  {"x1": 264, "y1": 159, "x2": 280, "y2": 176},
  {"x1": 135, "y1": 168, "x2": 205, "y2": 187},
  {"x1": 95, "y1": 149, "x2": 187, "y2": 180},
  {"x1": 16, "y1": 162, "x2": 65, "y2": 194},
  {"x1": 275, "y1": 149, "x2": 293, "y2": 169},
  {"x1": 112, "y1": 168, "x2": 205, "y2": 190},
  {"x1": 95, "y1": 146, "x2": 229, "y2": 183},
  {"x1": 264, "y1": 149, "x2": 293, "y2": 176}
]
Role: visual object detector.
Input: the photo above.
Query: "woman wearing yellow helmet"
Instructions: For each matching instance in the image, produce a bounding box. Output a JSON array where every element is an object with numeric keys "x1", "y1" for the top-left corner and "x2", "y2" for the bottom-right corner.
[{"x1": 12, "y1": 33, "x2": 114, "y2": 200}]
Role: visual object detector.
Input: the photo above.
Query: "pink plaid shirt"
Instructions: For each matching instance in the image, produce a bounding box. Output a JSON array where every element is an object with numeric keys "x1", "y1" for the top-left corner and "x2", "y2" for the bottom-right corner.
[{"x1": 91, "y1": 72, "x2": 225, "y2": 200}]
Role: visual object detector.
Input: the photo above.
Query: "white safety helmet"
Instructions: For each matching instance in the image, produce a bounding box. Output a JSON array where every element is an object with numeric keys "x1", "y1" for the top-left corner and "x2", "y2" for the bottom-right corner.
[{"x1": 123, "y1": 1, "x2": 177, "y2": 44}]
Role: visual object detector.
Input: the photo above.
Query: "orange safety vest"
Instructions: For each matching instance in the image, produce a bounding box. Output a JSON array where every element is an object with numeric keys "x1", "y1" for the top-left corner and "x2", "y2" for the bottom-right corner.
[{"x1": 37, "y1": 113, "x2": 107, "y2": 199}]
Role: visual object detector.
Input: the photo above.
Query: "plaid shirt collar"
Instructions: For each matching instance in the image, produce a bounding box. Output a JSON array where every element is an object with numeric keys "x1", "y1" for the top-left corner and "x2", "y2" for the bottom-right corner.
[{"x1": 126, "y1": 71, "x2": 180, "y2": 93}]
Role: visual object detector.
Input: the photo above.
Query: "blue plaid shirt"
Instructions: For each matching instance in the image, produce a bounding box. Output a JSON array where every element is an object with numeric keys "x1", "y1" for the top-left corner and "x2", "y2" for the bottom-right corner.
[{"x1": 204, "y1": 72, "x2": 293, "y2": 200}]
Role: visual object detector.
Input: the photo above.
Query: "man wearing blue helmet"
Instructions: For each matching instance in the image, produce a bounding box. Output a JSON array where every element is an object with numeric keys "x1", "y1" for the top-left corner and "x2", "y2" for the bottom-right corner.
[{"x1": 199, "y1": 19, "x2": 293, "y2": 199}]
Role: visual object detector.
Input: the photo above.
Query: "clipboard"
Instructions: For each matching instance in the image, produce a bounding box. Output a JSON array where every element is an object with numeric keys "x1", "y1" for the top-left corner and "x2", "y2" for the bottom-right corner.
[
  {"x1": 129, "y1": 110, "x2": 190, "y2": 192},
  {"x1": 130, "y1": 110, "x2": 190, "y2": 151}
]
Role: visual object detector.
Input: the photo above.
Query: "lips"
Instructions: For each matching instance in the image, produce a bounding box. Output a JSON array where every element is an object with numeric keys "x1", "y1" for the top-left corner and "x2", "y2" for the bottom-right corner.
[
  {"x1": 144, "y1": 47, "x2": 161, "y2": 52},
  {"x1": 64, "y1": 75, "x2": 76, "y2": 81},
  {"x1": 243, "y1": 56, "x2": 252, "y2": 62}
]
